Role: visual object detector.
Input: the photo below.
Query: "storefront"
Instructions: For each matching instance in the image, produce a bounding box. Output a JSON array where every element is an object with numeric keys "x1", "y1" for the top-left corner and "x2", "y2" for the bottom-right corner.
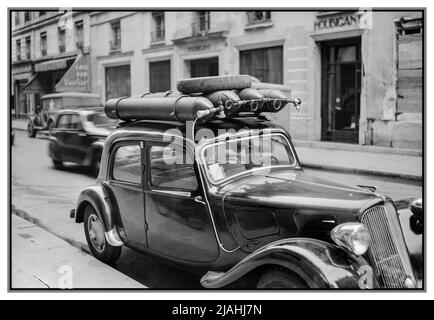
[
  {"x1": 11, "y1": 61, "x2": 33, "y2": 118},
  {"x1": 105, "y1": 64, "x2": 131, "y2": 100},
  {"x1": 320, "y1": 37, "x2": 361, "y2": 143},
  {"x1": 172, "y1": 28, "x2": 227, "y2": 79}
]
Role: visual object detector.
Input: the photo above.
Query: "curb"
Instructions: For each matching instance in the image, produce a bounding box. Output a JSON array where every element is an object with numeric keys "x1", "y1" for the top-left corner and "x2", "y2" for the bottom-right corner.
[
  {"x1": 12, "y1": 206, "x2": 91, "y2": 255},
  {"x1": 12, "y1": 126, "x2": 27, "y2": 132},
  {"x1": 302, "y1": 163, "x2": 422, "y2": 181}
]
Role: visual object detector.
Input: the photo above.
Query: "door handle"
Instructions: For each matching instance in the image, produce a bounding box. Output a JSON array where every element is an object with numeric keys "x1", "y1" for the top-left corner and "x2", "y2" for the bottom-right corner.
[{"x1": 193, "y1": 196, "x2": 206, "y2": 204}]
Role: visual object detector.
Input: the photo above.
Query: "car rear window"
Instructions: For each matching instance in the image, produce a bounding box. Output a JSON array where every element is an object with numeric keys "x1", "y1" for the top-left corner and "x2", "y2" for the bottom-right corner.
[
  {"x1": 112, "y1": 144, "x2": 141, "y2": 184},
  {"x1": 87, "y1": 113, "x2": 118, "y2": 126}
]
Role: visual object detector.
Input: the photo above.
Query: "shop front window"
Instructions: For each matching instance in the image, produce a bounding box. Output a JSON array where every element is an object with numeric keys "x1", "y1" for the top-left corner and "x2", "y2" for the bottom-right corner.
[
  {"x1": 105, "y1": 65, "x2": 131, "y2": 100},
  {"x1": 149, "y1": 60, "x2": 171, "y2": 92},
  {"x1": 240, "y1": 46, "x2": 283, "y2": 84}
]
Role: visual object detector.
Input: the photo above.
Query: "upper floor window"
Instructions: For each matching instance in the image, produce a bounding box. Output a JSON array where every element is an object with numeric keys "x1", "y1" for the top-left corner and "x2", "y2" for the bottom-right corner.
[
  {"x1": 40, "y1": 32, "x2": 47, "y2": 56},
  {"x1": 58, "y1": 27, "x2": 66, "y2": 53},
  {"x1": 151, "y1": 12, "x2": 165, "y2": 43},
  {"x1": 75, "y1": 20, "x2": 84, "y2": 49},
  {"x1": 246, "y1": 11, "x2": 271, "y2": 25},
  {"x1": 15, "y1": 12, "x2": 20, "y2": 26},
  {"x1": 24, "y1": 11, "x2": 31, "y2": 23},
  {"x1": 25, "y1": 36, "x2": 31, "y2": 59},
  {"x1": 192, "y1": 11, "x2": 210, "y2": 36},
  {"x1": 110, "y1": 21, "x2": 121, "y2": 51},
  {"x1": 16, "y1": 39, "x2": 21, "y2": 61}
]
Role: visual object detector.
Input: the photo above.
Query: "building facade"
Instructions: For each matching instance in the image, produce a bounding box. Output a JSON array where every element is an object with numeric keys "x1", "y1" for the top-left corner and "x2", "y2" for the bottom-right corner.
[
  {"x1": 11, "y1": 10, "x2": 423, "y2": 151},
  {"x1": 11, "y1": 10, "x2": 91, "y2": 118}
]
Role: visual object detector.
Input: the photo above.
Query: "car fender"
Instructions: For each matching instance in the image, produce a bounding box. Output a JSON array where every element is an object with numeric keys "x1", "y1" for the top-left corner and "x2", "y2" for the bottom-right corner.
[
  {"x1": 28, "y1": 115, "x2": 40, "y2": 127},
  {"x1": 75, "y1": 184, "x2": 117, "y2": 229},
  {"x1": 201, "y1": 238, "x2": 375, "y2": 289},
  {"x1": 83, "y1": 140, "x2": 105, "y2": 166}
]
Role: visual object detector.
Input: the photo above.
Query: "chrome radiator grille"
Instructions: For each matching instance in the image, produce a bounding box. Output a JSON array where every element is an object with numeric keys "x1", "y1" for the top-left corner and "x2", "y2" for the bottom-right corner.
[{"x1": 361, "y1": 203, "x2": 415, "y2": 288}]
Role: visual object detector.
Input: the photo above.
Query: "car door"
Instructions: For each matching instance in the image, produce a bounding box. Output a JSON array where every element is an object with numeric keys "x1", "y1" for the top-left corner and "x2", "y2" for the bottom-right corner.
[
  {"x1": 107, "y1": 141, "x2": 147, "y2": 249},
  {"x1": 53, "y1": 114, "x2": 70, "y2": 160},
  {"x1": 145, "y1": 140, "x2": 219, "y2": 263},
  {"x1": 62, "y1": 113, "x2": 88, "y2": 163}
]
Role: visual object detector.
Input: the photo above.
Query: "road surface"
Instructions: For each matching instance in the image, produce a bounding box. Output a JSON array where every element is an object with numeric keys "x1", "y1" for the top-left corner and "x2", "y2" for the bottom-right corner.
[{"x1": 11, "y1": 130, "x2": 423, "y2": 288}]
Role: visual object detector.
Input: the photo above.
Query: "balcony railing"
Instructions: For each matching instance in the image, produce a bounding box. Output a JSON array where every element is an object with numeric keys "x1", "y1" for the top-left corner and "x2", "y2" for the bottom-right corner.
[
  {"x1": 41, "y1": 49, "x2": 47, "y2": 57},
  {"x1": 191, "y1": 21, "x2": 210, "y2": 36},
  {"x1": 59, "y1": 45, "x2": 66, "y2": 53},
  {"x1": 76, "y1": 40, "x2": 83, "y2": 50},
  {"x1": 151, "y1": 28, "x2": 165, "y2": 43},
  {"x1": 109, "y1": 39, "x2": 121, "y2": 51},
  {"x1": 246, "y1": 11, "x2": 272, "y2": 26},
  {"x1": 16, "y1": 54, "x2": 21, "y2": 61},
  {"x1": 26, "y1": 51, "x2": 31, "y2": 59}
]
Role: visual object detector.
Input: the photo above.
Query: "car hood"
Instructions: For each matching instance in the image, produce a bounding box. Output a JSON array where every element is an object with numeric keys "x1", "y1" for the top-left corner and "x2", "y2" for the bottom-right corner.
[{"x1": 216, "y1": 169, "x2": 381, "y2": 221}]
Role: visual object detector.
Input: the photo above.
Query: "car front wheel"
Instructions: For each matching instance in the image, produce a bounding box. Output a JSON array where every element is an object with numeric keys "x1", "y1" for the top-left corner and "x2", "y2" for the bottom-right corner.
[
  {"x1": 27, "y1": 121, "x2": 37, "y2": 138},
  {"x1": 83, "y1": 205, "x2": 122, "y2": 264},
  {"x1": 257, "y1": 268, "x2": 308, "y2": 289}
]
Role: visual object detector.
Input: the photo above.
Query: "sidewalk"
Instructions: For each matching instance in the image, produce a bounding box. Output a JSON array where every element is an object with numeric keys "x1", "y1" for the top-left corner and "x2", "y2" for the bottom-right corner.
[
  {"x1": 296, "y1": 146, "x2": 422, "y2": 181},
  {"x1": 12, "y1": 119, "x2": 422, "y2": 180},
  {"x1": 12, "y1": 118, "x2": 28, "y2": 131},
  {"x1": 11, "y1": 214, "x2": 146, "y2": 289}
]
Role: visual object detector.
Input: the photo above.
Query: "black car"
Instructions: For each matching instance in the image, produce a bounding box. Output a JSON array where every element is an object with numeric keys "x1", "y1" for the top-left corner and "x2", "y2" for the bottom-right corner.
[
  {"x1": 48, "y1": 108, "x2": 118, "y2": 176},
  {"x1": 70, "y1": 76, "x2": 422, "y2": 289}
]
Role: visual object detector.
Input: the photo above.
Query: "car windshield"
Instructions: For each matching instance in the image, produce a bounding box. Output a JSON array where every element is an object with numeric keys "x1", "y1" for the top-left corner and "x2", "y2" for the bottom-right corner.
[
  {"x1": 86, "y1": 113, "x2": 118, "y2": 127},
  {"x1": 201, "y1": 133, "x2": 296, "y2": 183}
]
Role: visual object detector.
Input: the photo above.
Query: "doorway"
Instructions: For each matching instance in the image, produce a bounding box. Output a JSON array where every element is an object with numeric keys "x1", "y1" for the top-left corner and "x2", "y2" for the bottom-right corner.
[
  {"x1": 189, "y1": 57, "x2": 218, "y2": 78},
  {"x1": 321, "y1": 38, "x2": 361, "y2": 143}
]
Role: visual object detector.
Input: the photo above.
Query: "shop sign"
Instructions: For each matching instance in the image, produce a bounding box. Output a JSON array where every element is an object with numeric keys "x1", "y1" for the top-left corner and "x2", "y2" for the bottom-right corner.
[
  {"x1": 314, "y1": 13, "x2": 363, "y2": 31},
  {"x1": 55, "y1": 53, "x2": 90, "y2": 92},
  {"x1": 187, "y1": 44, "x2": 211, "y2": 52}
]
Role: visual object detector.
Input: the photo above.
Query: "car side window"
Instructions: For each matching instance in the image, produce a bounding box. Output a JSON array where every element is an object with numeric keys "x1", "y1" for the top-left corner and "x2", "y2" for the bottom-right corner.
[
  {"x1": 69, "y1": 114, "x2": 82, "y2": 130},
  {"x1": 149, "y1": 144, "x2": 198, "y2": 191},
  {"x1": 57, "y1": 114, "x2": 70, "y2": 129},
  {"x1": 112, "y1": 144, "x2": 142, "y2": 184}
]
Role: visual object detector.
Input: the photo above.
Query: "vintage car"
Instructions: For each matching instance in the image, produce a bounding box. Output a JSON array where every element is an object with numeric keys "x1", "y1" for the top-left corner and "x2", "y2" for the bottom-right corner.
[
  {"x1": 48, "y1": 108, "x2": 118, "y2": 177},
  {"x1": 27, "y1": 92, "x2": 102, "y2": 137},
  {"x1": 70, "y1": 75, "x2": 422, "y2": 289}
]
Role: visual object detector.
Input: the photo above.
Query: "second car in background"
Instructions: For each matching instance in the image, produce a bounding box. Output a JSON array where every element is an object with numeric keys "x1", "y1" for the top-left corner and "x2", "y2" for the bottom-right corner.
[{"x1": 48, "y1": 108, "x2": 118, "y2": 177}]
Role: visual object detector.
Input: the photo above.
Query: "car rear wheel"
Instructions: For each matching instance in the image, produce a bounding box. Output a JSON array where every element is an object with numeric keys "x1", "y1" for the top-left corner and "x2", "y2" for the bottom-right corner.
[
  {"x1": 27, "y1": 121, "x2": 37, "y2": 138},
  {"x1": 257, "y1": 268, "x2": 308, "y2": 289},
  {"x1": 52, "y1": 159, "x2": 63, "y2": 169},
  {"x1": 83, "y1": 205, "x2": 122, "y2": 264}
]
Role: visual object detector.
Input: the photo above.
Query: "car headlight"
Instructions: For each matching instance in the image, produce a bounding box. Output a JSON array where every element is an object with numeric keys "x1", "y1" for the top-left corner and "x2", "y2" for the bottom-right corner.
[{"x1": 331, "y1": 222, "x2": 371, "y2": 256}]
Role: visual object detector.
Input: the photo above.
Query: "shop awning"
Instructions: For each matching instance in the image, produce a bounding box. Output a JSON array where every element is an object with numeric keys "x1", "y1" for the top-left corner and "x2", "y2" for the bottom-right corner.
[
  {"x1": 35, "y1": 58, "x2": 69, "y2": 72},
  {"x1": 22, "y1": 73, "x2": 47, "y2": 93}
]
